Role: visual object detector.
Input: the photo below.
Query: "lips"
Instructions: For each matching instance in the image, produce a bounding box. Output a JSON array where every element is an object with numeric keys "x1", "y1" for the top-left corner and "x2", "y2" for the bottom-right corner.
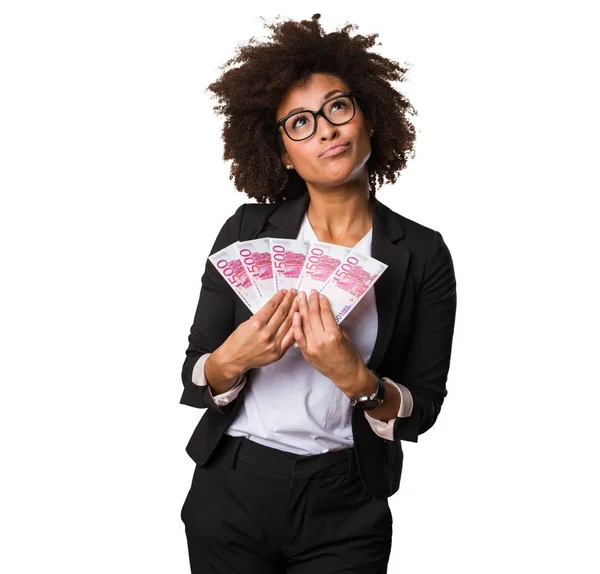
[{"x1": 319, "y1": 142, "x2": 351, "y2": 158}]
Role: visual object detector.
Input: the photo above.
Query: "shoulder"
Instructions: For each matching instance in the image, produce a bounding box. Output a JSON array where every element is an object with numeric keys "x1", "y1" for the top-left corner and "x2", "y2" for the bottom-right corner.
[
  {"x1": 377, "y1": 202, "x2": 456, "y2": 297},
  {"x1": 221, "y1": 199, "x2": 284, "y2": 238},
  {"x1": 225, "y1": 200, "x2": 281, "y2": 223},
  {"x1": 219, "y1": 201, "x2": 272, "y2": 229},
  {"x1": 375, "y1": 198, "x2": 455, "y2": 294},
  {"x1": 376, "y1": 198, "x2": 446, "y2": 256},
  {"x1": 239, "y1": 200, "x2": 281, "y2": 218}
]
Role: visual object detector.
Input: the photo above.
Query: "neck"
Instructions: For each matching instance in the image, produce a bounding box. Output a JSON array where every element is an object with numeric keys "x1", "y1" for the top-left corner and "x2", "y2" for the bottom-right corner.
[{"x1": 305, "y1": 181, "x2": 373, "y2": 243}]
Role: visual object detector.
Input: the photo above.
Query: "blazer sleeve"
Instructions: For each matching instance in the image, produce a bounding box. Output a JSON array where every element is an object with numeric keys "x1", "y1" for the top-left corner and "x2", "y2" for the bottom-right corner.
[
  {"x1": 392, "y1": 230, "x2": 457, "y2": 443},
  {"x1": 179, "y1": 204, "x2": 247, "y2": 415},
  {"x1": 364, "y1": 378, "x2": 414, "y2": 441},
  {"x1": 191, "y1": 352, "x2": 248, "y2": 405}
]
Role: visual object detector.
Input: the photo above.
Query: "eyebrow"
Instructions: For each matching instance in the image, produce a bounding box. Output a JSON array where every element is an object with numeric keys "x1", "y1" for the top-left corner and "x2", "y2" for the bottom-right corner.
[{"x1": 285, "y1": 89, "x2": 345, "y2": 116}]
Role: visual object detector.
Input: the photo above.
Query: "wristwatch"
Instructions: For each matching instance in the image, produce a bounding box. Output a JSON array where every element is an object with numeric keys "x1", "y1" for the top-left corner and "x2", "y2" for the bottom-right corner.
[{"x1": 349, "y1": 370, "x2": 386, "y2": 411}]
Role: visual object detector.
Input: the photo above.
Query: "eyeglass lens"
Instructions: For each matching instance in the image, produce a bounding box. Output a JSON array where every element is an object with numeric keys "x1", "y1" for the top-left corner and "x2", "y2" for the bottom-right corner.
[{"x1": 284, "y1": 96, "x2": 354, "y2": 141}]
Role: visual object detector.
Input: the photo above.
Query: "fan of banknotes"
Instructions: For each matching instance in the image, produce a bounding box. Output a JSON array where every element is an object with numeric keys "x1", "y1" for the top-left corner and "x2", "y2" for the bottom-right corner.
[{"x1": 209, "y1": 238, "x2": 387, "y2": 326}]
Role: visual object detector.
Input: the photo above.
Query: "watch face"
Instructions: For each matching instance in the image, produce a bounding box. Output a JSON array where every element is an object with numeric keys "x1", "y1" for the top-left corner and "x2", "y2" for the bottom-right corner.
[
  {"x1": 352, "y1": 375, "x2": 385, "y2": 410},
  {"x1": 354, "y1": 398, "x2": 383, "y2": 411}
]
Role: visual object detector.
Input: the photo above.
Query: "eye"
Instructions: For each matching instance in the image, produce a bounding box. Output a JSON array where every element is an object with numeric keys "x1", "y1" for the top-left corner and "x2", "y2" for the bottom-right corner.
[
  {"x1": 290, "y1": 113, "x2": 309, "y2": 129},
  {"x1": 328, "y1": 99, "x2": 348, "y2": 112}
]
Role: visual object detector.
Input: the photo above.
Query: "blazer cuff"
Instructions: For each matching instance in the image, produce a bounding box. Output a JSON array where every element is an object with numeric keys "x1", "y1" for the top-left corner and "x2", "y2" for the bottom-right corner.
[
  {"x1": 191, "y1": 353, "x2": 248, "y2": 406},
  {"x1": 387, "y1": 378, "x2": 414, "y2": 418},
  {"x1": 364, "y1": 377, "x2": 414, "y2": 441}
]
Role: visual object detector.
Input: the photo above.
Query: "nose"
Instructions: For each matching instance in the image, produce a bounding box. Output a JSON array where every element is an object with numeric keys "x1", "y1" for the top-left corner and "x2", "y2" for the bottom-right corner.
[{"x1": 315, "y1": 113, "x2": 338, "y2": 140}]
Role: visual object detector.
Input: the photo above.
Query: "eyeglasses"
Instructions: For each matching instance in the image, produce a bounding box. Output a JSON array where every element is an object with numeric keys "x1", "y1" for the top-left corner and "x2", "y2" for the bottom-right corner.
[{"x1": 276, "y1": 92, "x2": 357, "y2": 142}]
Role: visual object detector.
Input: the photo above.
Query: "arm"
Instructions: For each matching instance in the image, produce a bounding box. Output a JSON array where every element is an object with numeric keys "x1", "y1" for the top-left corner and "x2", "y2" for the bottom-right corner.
[
  {"x1": 192, "y1": 353, "x2": 248, "y2": 406},
  {"x1": 391, "y1": 230, "x2": 457, "y2": 443},
  {"x1": 179, "y1": 204, "x2": 247, "y2": 415},
  {"x1": 364, "y1": 378, "x2": 414, "y2": 441}
]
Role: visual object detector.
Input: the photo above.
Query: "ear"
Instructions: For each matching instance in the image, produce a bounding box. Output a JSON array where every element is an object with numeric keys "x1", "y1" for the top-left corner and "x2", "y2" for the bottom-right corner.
[{"x1": 281, "y1": 151, "x2": 294, "y2": 170}]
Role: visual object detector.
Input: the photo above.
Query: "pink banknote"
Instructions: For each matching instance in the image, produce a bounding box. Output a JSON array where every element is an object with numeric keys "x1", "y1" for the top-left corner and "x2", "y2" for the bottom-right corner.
[
  {"x1": 269, "y1": 238, "x2": 310, "y2": 292},
  {"x1": 297, "y1": 241, "x2": 352, "y2": 294},
  {"x1": 234, "y1": 238, "x2": 275, "y2": 302},
  {"x1": 319, "y1": 250, "x2": 388, "y2": 324},
  {"x1": 208, "y1": 242, "x2": 263, "y2": 313}
]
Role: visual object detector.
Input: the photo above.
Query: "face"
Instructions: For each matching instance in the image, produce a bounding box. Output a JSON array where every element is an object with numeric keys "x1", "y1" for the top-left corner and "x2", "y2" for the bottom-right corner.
[{"x1": 276, "y1": 73, "x2": 373, "y2": 191}]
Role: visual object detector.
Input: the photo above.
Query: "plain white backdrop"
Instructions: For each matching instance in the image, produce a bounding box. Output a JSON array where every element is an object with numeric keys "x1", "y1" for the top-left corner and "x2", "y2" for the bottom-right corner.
[{"x1": 1, "y1": 1, "x2": 598, "y2": 572}]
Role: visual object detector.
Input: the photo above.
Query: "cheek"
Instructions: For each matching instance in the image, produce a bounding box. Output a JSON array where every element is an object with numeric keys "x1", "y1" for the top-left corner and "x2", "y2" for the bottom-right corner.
[
  {"x1": 355, "y1": 131, "x2": 372, "y2": 161},
  {"x1": 290, "y1": 148, "x2": 319, "y2": 172}
]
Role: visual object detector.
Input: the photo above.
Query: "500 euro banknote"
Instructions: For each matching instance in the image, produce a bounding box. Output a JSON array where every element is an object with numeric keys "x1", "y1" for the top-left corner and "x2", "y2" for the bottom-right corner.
[
  {"x1": 319, "y1": 250, "x2": 388, "y2": 325},
  {"x1": 208, "y1": 242, "x2": 263, "y2": 314},
  {"x1": 296, "y1": 241, "x2": 352, "y2": 294},
  {"x1": 234, "y1": 238, "x2": 275, "y2": 303},
  {"x1": 269, "y1": 238, "x2": 310, "y2": 292}
]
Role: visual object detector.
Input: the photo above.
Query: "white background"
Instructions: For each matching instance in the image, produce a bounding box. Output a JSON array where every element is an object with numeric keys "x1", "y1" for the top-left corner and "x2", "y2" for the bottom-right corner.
[{"x1": 1, "y1": 1, "x2": 598, "y2": 572}]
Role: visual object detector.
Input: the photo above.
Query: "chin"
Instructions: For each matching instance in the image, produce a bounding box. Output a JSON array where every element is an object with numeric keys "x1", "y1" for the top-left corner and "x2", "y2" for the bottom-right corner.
[{"x1": 328, "y1": 162, "x2": 363, "y2": 181}]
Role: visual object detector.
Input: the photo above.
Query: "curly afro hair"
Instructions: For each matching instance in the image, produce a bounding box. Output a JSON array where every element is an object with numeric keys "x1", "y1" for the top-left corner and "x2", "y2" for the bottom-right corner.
[{"x1": 206, "y1": 13, "x2": 417, "y2": 204}]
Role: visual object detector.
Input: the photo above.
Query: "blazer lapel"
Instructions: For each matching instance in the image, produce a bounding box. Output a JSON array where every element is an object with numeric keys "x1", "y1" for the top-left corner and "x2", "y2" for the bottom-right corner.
[
  {"x1": 366, "y1": 196, "x2": 410, "y2": 371},
  {"x1": 254, "y1": 191, "x2": 312, "y2": 241},
  {"x1": 246, "y1": 191, "x2": 410, "y2": 373}
]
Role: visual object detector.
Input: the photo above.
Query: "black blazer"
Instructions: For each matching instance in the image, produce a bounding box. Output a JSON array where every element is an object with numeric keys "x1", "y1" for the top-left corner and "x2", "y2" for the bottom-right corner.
[{"x1": 180, "y1": 190, "x2": 457, "y2": 500}]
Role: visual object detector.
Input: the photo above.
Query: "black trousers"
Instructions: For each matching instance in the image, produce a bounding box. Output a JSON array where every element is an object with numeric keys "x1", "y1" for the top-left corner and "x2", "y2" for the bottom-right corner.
[{"x1": 181, "y1": 433, "x2": 393, "y2": 573}]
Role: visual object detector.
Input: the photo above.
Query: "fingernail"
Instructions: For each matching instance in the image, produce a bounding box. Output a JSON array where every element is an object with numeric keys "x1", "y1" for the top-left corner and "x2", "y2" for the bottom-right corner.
[
  {"x1": 310, "y1": 289, "x2": 317, "y2": 295},
  {"x1": 291, "y1": 288, "x2": 297, "y2": 295}
]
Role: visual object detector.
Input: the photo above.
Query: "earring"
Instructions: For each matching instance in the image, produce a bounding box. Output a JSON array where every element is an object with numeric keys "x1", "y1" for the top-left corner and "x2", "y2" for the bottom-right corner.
[{"x1": 286, "y1": 164, "x2": 293, "y2": 170}]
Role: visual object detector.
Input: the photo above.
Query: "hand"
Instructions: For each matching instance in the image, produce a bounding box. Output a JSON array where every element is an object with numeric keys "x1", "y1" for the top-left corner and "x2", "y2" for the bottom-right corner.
[
  {"x1": 218, "y1": 289, "x2": 299, "y2": 374},
  {"x1": 292, "y1": 289, "x2": 365, "y2": 396}
]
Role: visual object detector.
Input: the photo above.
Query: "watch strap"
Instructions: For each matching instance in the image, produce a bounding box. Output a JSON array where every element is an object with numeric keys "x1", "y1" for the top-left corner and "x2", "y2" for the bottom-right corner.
[{"x1": 350, "y1": 370, "x2": 386, "y2": 410}]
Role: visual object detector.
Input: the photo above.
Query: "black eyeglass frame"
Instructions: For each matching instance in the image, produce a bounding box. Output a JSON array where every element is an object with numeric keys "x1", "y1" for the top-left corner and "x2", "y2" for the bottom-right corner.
[{"x1": 276, "y1": 92, "x2": 358, "y2": 142}]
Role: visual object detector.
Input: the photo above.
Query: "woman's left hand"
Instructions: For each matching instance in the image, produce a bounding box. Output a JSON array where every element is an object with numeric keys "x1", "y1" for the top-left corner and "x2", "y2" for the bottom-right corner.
[{"x1": 292, "y1": 289, "x2": 365, "y2": 396}]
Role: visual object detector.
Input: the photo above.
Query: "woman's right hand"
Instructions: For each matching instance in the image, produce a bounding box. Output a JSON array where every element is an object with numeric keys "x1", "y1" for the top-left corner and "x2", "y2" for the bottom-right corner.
[{"x1": 216, "y1": 288, "x2": 300, "y2": 375}]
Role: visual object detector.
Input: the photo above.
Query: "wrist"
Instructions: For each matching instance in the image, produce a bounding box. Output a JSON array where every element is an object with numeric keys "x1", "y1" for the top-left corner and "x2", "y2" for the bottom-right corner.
[
  {"x1": 346, "y1": 365, "x2": 378, "y2": 400},
  {"x1": 211, "y1": 345, "x2": 246, "y2": 381}
]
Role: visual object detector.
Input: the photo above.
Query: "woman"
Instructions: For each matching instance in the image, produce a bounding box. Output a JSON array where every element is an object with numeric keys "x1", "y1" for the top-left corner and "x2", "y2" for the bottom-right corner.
[{"x1": 179, "y1": 13, "x2": 457, "y2": 574}]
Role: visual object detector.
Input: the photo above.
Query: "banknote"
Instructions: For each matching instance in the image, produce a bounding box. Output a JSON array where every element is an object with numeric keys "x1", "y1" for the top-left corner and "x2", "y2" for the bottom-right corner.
[
  {"x1": 269, "y1": 238, "x2": 310, "y2": 292},
  {"x1": 297, "y1": 241, "x2": 352, "y2": 294},
  {"x1": 208, "y1": 242, "x2": 263, "y2": 313},
  {"x1": 234, "y1": 238, "x2": 275, "y2": 303},
  {"x1": 318, "y1": 250, "x2": 388, "y2": 325}
]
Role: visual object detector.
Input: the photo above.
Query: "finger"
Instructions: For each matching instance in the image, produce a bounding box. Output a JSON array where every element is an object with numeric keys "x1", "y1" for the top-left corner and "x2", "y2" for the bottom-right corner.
[
  {"x1": 266, "y1": 288, "x2": 297, "y2": 333},
  {"x1": 274, "y1": 297, "x2": 299, "y2": 345},
  {"x1": 280, "y1": 320, "x2": 297, "y2": 351},
  {"x1": 285, "y1": 299, "x2": 301, "y2": 350},
  {"x1": 296, "y1": 290, "x2": 314, "y2": 339},
  {"x1": 253, "y1": 289, "x2": 288, "y2": 325},
  {"x1": 288, "y1": 297, "x2": 300, "y2": 320},
  {"x1": 308, "y1": 289, "x2": 324, "y2": 332},
  {"x1": 292, "y1": 311, "x2": 307, "y2": 351},
  {"x1": 318, "y1": 293, "x2": 339, "y2": 332}
]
